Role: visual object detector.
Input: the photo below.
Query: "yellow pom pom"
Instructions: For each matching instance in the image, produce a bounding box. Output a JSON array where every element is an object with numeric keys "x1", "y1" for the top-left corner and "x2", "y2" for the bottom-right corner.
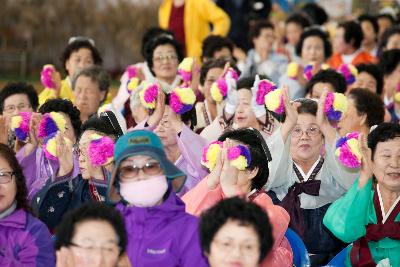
[
  {"x1": 321, "y1": 64, "x2": 330, "y2": 70},
  {"x1": 334, "y1": 147, "x2": 341, "y2": 157},
  {"x1": 210, "y1": 83, "x2": 223, "y2": 102},
  {"x1": 203, "y1": 144, "x2": 221, "y2": 170},
  {"x1": 287, "y1": 62, "x2": 299, "y2": 78},
  {"x1": 178, "y1": 57, "x2": 193, "y2": 72},
  {"x1": 46, "y1": 137, "x2": 58, "y2": 157},
  {"x1": 127, "y1": 77, "x2": 140, "y2": 91},
  {"x1": 349, "y1": 64, "x2": 358, "y2": 76},
  {"x1": 347, "y1": 138, "x2": 362, "y2": 161},
  {"x1": 265, "y1": 89, "x2": 282, "y2": 111},
  {"x1": 332, "y1": 93, "x2": 348, "y2": 113},
  {"x1": 139, "y1": 81, "x2": 157, "y2": 109},
  {"x1": 90, "y1": 133, "x2": 103, "y2": 140},
  {"x1": 50, "y1": 112, "x2": 66, "y2": 132},
  {"x1": 230, "y1": 156, "x2": 248, "y2": 170},
  {"x1": 11, "y1": 116, "x2": 23, "y2": 130},
  {"x1": 175, "y1": 87, "x2": 196, "y2": 105},
  {"x1": 394, "y1": 92, "x2": 400, "y2": 103}
]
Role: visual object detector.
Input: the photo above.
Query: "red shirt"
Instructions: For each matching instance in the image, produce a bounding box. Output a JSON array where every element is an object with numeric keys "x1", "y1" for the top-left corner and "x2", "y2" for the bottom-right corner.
[{"x1": 169, "y1": 4, "x2": 186, "y2": 55}]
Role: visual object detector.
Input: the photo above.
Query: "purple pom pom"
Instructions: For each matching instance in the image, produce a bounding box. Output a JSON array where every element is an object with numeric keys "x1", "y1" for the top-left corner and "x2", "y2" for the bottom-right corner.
[
  {"x1": 38, "y1": 114, "x2": 59, "y2": 138},
  {"x1": 169, "y1": 92, "x2": 184, "y2": 114}
]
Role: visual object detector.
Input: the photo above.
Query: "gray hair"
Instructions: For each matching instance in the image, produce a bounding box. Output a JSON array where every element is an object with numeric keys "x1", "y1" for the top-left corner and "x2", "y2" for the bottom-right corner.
[{"x1": 72, "y1": 65, "x2": 111, "y2": 93}]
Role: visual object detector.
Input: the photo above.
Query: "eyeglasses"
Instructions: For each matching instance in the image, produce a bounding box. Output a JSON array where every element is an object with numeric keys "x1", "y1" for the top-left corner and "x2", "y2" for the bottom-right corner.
[
  {"x1": 3, "y1": 103, "x2": 31, "y2": 114},
  {"x1": 119, "y1": 162, "x2": 162, "y2": 180},
  {"x1": 212, "y1": 239, "x2": 259, "y2": 257},
  {"x1": 69, "y1": 242, "x2": 120, "y2": 257},
  {"x1": 0, "y1": 171, "x2": 15, "y2": 184},
  {"x1": 291, "y1": 126, "x2": 321, "y2": 138},
  {"x1": 153, "y1": 54, "x2": 178, "y2": 63}
]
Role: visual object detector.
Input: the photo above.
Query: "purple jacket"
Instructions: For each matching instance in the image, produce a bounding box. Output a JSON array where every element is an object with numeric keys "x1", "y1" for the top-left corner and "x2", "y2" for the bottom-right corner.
[
  {"x1": 116, "y1": 189, "x2": 208, "y2": 267},
  {"x1": 0, "y1": 209, "x2": 55, "y2": 267},
  {"x1": 16, "y1": 146, "x2": 80, "y2": 200}
]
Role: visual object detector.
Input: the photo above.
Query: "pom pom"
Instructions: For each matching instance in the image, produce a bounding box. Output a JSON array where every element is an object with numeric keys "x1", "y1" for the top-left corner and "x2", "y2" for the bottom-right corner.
[
  {"x1": 40, "y1": 65, "x2": 56, "y2": 89},
  {"x1": 125, "y1": 65, "x2": 138, "y2": 79},
  {"x1": 337, "y1": 64, "x2": 358, "y2": 85},
  {"x1": 38, "y1": 112, "x2": 66, "y2": 138},
  {"x1": 178, "y1": 57, "x2": 193, "y2": 83},
  {"x1": 87, "y1": 134, "x2": 115, "y2": 166},
  {"x1": 394, "y1": 83, "x2": 400, "y2": 103},
  {"x1": 265, "y1": 88, "x2": 285, "y2": 114},
  {"x1": 42, "y1": 134, "x2": 71, "y2": 161},
  {"x1": 210, "y1": 79, "x2": 227, "y2": 102},
  {"x1": 303, "y1": 63, "x2": 330, "y2": 81},
  {"x1": 227, "y1": 145, "x2": 251, "y2": 171},
  {"x1": 255, "y1": 79, "x2": 277, "y2": 105},
  {"x1": 201, "y1": 141, "x2": 223, "y2": 171},
  {"x1": 335, "y1": 132, "x2": 362, "y2": 168},
  {"x1": 10, "y1": 112, "x2": 32, "y2": 142},
  {"x1": 287, "y1": 62, "x2": 299, "y2": 79},
  {"x1": 225, "y1": 68, "x2": 239, "y2": 81},
  {"x1": 139, "y1": 82, "x2": 159, "y2": 109},
  {"x1": 324, "y1": 92, "x2": 348, "y2": 121},
  {"x1": 169, "y1": 87, "x2": 196, "y2": 114},
  {"x1": 127, "y1": 77, "x2": 140, "y2": 93}
]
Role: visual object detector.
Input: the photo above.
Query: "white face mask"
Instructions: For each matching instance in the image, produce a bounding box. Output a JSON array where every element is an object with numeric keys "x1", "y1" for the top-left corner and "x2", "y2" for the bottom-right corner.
[{"x1": 119, "y1": 175, "x2": 168, "y2": 207}]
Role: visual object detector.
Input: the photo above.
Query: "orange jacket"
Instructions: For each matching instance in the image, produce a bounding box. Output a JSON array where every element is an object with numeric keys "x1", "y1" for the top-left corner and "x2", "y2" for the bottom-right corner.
[{"x1": 328, "y1": 51, "x2": 376, "y2": 69}]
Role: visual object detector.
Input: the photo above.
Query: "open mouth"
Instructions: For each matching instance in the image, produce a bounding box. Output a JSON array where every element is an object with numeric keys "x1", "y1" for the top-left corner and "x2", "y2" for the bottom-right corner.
[{"x1": 387, "y1": 172, "x2": 400, "y2": 179}]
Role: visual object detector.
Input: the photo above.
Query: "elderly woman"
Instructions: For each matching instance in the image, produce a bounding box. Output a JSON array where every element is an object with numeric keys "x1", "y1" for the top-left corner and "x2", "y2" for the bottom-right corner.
[
  {"x1": 279, "y1": 27, "x2": 332, "y2": 99},
  {"x1": 266, "y1": 90, "x2": 359, "y2": 265},
  {"x1": 183, "y1": 128, "x2": 293, "y2": 267},
  {"x1": 338, "y1": 88, "x2": 385, "y2": 136},
  {"x1": 200, "y1": 197, "x2": 274, "y2": 267},
  {"x1": 16, "y1": 99, "x2": 81, "y2": 200},
  {"x1": 32, "y1": 114, "x2": 121, "y2": 230},
  {"x1": 200, "y1": 76, "x2": 279, "y2": 143},
  {"x1": 324, "y1": 123, "x2": 400, "y2": 267},
  {"x1": 133, "y1": 88, "x2": 208, "y2": 196},
  {"x1": 0, "y1": 144, "x2": 54, "y2": 266},
  {"x1": 107, "y1": 130, "x2": 208, "y2": 267},
  {"x1": 55, "y1": 203, "x2": 129, "y2": 267}
]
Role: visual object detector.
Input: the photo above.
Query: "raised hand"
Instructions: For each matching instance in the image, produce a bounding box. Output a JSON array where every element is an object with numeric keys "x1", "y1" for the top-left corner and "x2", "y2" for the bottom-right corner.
[
  {"x1": 56, "y1": 132, "x2": 74, "y2": 177},
  {"x1": 358, "y1": 133, "x2": 373, "y2": 188},
  {"x1": 220, "y1": 139, "x2": 240, "y2": 197},
  {"x1": 56, "y1": 247, "x2": 76, "y2": 267},
  {"x1": 251, "y1": 75, "x2": 266, "y2": 118},
  {"x1": 280, "y1": 86, "x2": 300, "y2": 141},
  {"x1": 147, "y1": 87, "x2": 166, "y2": 127},
  {"x1": 317, "y1": 90, "x2": 337, "y2": 146}
]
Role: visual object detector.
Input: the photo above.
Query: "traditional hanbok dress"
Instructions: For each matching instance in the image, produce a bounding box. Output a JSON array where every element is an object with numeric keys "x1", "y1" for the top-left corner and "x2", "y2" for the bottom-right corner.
[{"x1": 324, "y1": 178, "x2": 400, "y2": 267}]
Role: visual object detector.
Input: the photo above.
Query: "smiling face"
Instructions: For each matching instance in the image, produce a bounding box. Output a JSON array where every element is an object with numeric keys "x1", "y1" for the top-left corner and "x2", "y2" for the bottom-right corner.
[
  {"x1": 69, "y1": 220, "x2": 120, "y2": 267},
  {"x1": 234, "y1": 89, "x2": 259, "y2": 129},
  {"x1": 66, "y1": 48, "x2": 94, "y2": 78},
  {"x1": 207, "y1": 220, "x2": 261, "y2": 267},
  {"x1": 372, "y1": 137, "x2": 400, "y2": 192},
  {"x1": 0, "y1": 155, "x2": 17, "y2": 213},
  {"x1": 151, "y1": 44, "x2": 179, "y2": 83},
  {"x1": 301, "y1": 36, "x2": 325, "y2": 64},
  {"x1": 290, "y1": 113, "x2": 323, "y2": 164}
]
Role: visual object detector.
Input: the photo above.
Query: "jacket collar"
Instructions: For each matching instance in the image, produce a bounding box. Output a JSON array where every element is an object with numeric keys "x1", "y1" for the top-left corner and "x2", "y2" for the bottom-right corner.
[{"x1": 0, "y1": 209, "x2": 27, "y2": 229}]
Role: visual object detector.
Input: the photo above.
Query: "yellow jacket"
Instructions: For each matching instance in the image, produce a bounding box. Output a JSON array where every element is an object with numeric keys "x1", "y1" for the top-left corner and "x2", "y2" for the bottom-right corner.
[{"x1": 159, "y1": 0, "x2": 230, "y2": 59}]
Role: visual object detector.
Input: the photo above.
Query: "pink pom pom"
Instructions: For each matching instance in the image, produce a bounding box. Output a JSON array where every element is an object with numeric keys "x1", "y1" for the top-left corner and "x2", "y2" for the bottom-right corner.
[
  {"x1": 126, "y1": 65, "x2": 138, "y2": 79},
  {"x1": 178, "y1": 69, "x2": 192, "y2": 83},
  {"x1": 40, "y1": 65, "x2": 55, "y2": 89},
  {"x1": 143, "y1": 85, "x2": 158, "y2": 103},
  {"x1": 338, "y1": 144, "x2": 361, "y2": 168},
  {"x1": 216, "y1": 79, "x2": 228, "y2": 97},
  {"x1": 227, "y1": 147, "x2": 241, "y2": 160},
  {"x1": 256, "y1": 80, "x2": 277, "y2": 105},
  {"x1": 224, "y1": 68, "x2": 239, "y2": 81},
  {"x1": 324, "y1": 92, "x2": 334, "y2": 113},
  {"x1": 88, "y1": 136, "x2": 115, "y2": 166},
  {"x1": 169, "y1": 92, "x2": 183, "y2": 114}
]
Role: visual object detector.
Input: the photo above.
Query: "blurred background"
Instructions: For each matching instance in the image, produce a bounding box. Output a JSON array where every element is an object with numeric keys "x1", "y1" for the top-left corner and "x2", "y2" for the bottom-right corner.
[{"x1": 0, "y1": 0, "x2": 396, "y2": 84}]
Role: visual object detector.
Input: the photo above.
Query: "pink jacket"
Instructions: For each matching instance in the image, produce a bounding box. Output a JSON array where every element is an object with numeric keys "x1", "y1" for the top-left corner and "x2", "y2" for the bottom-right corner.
[{"x1": 182, "y1": 177, "x2": 293, "y2": 267}]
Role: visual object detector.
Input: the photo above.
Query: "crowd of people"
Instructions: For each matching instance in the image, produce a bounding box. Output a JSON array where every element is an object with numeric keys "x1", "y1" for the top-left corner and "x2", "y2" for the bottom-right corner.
[{"x1": 0, "y1": 0, "x2": 400, "y2": 266}]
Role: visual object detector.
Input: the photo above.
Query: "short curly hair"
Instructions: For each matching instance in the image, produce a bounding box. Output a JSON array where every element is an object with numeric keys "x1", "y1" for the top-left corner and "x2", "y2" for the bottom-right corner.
[
  {"x1": 348, "y1": 88, "x2": 385, "y2": 128},
  {"x1": 295, "y1": 27, "x2": 332, "y2": 59},
  {"x1": 305, "y1": 69, "x2": 347, "y2": 95},
  {"x1": 0, "y1": 82, "x2": 39, "y2": 114},
  {"x1": 61, "y1": 39, "x2": 102, "y2": 75},
  {"x1": 0, "y1": 144, "x2": 31, "y2": 212},
  {"x1": 200, "y1": 197, "x2": 273, "y2": 263},
  {"x1": 39, "y1": 98, "x2": 82, "y2": 139},
  {"x1": 55, "y1": 202, "x2": 127, "y2": 256}
]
